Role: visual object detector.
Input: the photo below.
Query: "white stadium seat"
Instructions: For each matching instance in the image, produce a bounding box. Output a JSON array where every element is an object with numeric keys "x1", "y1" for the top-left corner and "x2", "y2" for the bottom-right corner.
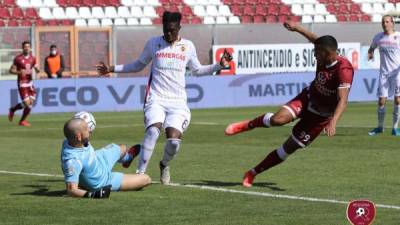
[
  {"x1": 193, "y1": 5, "x2": 206, "y2": 17},
  {"x1": 17, "y1": 0, "x2": 31, "y2": 8},
  {"x1": 105, "y1": 6, "x2": 118, "y2": 18},
  {"x1": 216, "y1": 16, "x2": 228, "y2": 24},
  {"x1": 75, "y1": 19, "x2": 87, "y2": 26},
  {"x1": 117, "y1": 6, "x2": 131, "y2": 18},
  {"x1": 101, "y1": 18, "x2": 113, "y2": 26},
  {"x1": 31, "y1": 0, "x2": 43, "y2": 7},
  {"x1": 384, "y1": 3, "x2": 395, "y2": 13},
  {"x1": 302, "y1": 4, "x2": 314, "y2": 15},
  {"x1": 203, "y1": 16, "x2": 215, "y2": 24},
  {"x1": 361, "y1": 3, "x2": 373, "y2": 14},
  {"x1": 127, "y1": 18, "x2": 139, "y2": 25},
  {"x1": 301, "y1": 15, "x2": 313, "y2": 23},
  {"x1": 196, "y1": 0, "x2": 208, "y2": 6},
  {"x1": 206, "y1": 5, "x2": 219, "y2": 17},
  {"x1": 53, "y1": 7, "x2": 67, "y2": 19},
  {"x1": 397, "y1": 3, "x2": 400, "y2": 12},
  {"x1": 131, "y1": 6, "x2": 143, "y2": 17},
  {"x1": 92, "y1": 7, "x2": 105, "y2": 19},
  {"x1": 146, "y1": 0, "x2": 160, "y2": 6},
  {"x1": 121, "y1": 0, "x2": 133, "y2": 6},
  {"x1": 114, "y1": 18, "x2": 127, "y2": 26},
  {"x1": 372, "y1": 14, "x2": 382, "y2": 23},
  {"x1": 291, "y1": 4, "x2": 303, "y2": 15},
  {"x1": 79, "y1": 7, "x2": 92, "y2": 19},
  {"x1": 315, "y1": 4, "x2": 328, "y2": 15},
  {"x1": 140, "y1": 17, "x2": 153, "y2": 25},
  {"x1": 39, "y1": 8, "x2": 53, "y2": 19},
  {"x1": 143, "y1": 6, "x2": 157, "y2": 17},
  {"x1": 87, "y1": 18, "x2": 100, "y2": 26},
  {"x1": 209, "y1": 0, "x2": 221, "y2": 5},
  {"x1": 66, "y1": 7, "x2": 80, "y2": 19},
  {"x1": 183, "y1": 0, "x2": 196, "y2": 6},
  {"x1": 372, "y1": 3, "x2": 384, "y2": 14},
  {"x1": 228, "y1": 16, "x2": 240, "y2": 24},
  {"x1": 218, "y1": 5, "x2": 231, "y2": 16},
  {"x1": 325, "y1": 15, "x2": 337, "y2": 23},
  {"x1": 43, "y1": 0, "x2": 58, "y2": 7},
  {"x1": 133, "y1": 0, "x2": 147, "y2": 6},
  {"x1": 313, "y1": 15, "x2": 325, "y2": 23}
]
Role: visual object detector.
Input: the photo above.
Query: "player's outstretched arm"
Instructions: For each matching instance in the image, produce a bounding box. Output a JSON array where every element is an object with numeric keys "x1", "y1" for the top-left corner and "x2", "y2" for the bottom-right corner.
[
  {"x1": 189, "y1": 47, "x2": 232, "y2": 76},
  {"x1": 66, "y1": 182, "x2": 112, "y2": 198},
  {"x1": 283, "y1": 21, "x2": 318, "y2": 43},
  {"x1": 95, "y1": 60, "x2": 147, "y2": 76}
]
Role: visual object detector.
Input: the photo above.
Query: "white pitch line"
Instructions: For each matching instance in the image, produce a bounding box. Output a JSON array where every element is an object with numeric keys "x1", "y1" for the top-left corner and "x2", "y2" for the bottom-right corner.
[{"x1": 0, "y1": 170, "x2": 399, "y2": 210}]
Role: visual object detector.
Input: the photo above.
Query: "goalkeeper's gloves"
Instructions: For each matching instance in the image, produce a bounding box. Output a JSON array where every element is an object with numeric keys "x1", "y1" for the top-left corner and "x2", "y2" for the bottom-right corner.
[{"x1": 84, "y1": 185, "x2": 112, "y2": 199}]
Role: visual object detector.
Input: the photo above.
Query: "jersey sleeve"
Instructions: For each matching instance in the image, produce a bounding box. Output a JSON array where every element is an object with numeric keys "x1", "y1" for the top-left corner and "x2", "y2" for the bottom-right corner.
[
  {"x1": 187, "y1": 42, "x2": 201, "y2": 71},
  {"x1": 137, "y1": 38, "x2": 153, "y2": 65},
  {"x1": 338, "y1": 63, "x2": 354, "y2": 89},
  {"x1": 12, "y1": 57, "x2": 18, "y2": 67},
  {"x1": 62, "y1": 158, "x2": 83, "y2": 183},
  {"x1": 370, "y1": 33, "x2": 380, "y2": 49}
]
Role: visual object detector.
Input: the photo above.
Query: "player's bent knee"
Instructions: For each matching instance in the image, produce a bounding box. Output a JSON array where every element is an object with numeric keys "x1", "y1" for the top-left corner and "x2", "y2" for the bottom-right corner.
[
  {"x1": 270, "y1": 115, "x2": 290, "y2": 126},
  {"x1": 119, "y1": 144, "x2": 127, "y2": 154}
]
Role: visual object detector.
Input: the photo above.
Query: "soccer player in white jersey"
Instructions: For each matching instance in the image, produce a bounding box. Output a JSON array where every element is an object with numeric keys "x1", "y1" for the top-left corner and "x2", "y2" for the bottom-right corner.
[
  {"x1": 96, "y1": 11, "x2": 232, "y2": 184},
  {"x1": 368, "y1": 15, "x2": 400, "y2": 136}
]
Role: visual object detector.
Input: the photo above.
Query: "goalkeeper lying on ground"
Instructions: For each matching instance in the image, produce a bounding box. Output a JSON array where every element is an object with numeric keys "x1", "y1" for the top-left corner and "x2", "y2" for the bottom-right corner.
[{"x1": 61, "y1": 118, "x2": 151, "y2": 198}]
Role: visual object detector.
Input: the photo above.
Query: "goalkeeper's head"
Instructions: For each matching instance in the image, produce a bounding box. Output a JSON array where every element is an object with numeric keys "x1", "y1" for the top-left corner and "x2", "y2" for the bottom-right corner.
[
  {"x1": 64, "y1": 118, "x2": 90, "y2": 148},
  {"x1": 162, "y1": 11, "x2": 182, "y2": 44}
]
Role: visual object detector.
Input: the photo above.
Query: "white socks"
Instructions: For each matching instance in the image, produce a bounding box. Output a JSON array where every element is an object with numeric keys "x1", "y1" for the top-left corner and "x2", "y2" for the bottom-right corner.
[
  {"x1": 161, "y1": 138, "x2": 181, "y2": 166},
  {"x1": 137, "y1": 126, "x2": 160, "y2": 174},
  {"x1": 393, "y1": 105, "x2": 400, "y2": 129},
  {"x1": 377, "y1": 106, "x2": 385, "y2": 128},
  {"x1": 263, "y1": 113, "x2": 274, "y2": 127}
]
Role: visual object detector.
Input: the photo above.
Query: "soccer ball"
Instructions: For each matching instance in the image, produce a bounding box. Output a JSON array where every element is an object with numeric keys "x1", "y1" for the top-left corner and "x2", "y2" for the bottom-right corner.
[
  {"x1": 356, "y1": 207, "x2": 365, "y2": 217},
  {"x1": 73, "y1": 111, "x2": 96, "y2": 132}
]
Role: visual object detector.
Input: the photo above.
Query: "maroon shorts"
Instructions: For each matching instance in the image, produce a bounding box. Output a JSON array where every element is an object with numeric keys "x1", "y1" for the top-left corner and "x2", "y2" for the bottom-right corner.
[
  {"x1": 18, "y1": 85, "x2": 36, "y2": 101},
  {"x1": 283, "y1": 89, "x2": 331, "y2": 148}
]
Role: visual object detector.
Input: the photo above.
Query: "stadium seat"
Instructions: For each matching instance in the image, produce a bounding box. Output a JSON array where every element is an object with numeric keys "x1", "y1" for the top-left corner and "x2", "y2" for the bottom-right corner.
[
  {"x1": 127, "y1": 17, "x2": 139, "y2": 25},
  {"x1": 153, "y1": 17, "x2": 162, "y2": 24},
  {"x1": 147, "y1": 0, "x2": 161, "y2": 6},
  {"x1": 301, "y1": 15, "x2": 312, "y2": 23},
  {"x1": 21, "y1": 20, "x2": 32, "y2": 26},
  {"x1": 216, "y1": 16, "x2": 228, "y2": 24},
  {"x1": 350, "y1": 4, "x2": 361, "y2": 14},
  {"x1": 372, "y1": 14, "x2": 382, "y2": 23},
  {"x1": 182, "y1": 6, "x2": 193, "y2": 16},
  {"x1": 69, "y1": 0, "x2": 81, "y2": 7},
  {"x1": 87, "y1": 18, "x2": 100, "y2": 26},
  {"x1": 191, "y1": 17, "x2": 202, "y2": 24},
  {"x1": 17, "y1": 0, "x2": 31, "y2": 8},
  {"x1": 4, "y1": 0, "x2": 17, "y2": 8},
  {"x1": 105, "y1": 6, "x2": 118, "y2": 18},
  {"x1": 361, "y1": 14, "x2": 370, "y2": 22},
  {"x1": 53, "y1": 7, "x2": 67, "y2": 19},
  {"x1": 241, "y1": 15, "x2": 252, "y2": 23},
  {"x1": 291, "y1": 4, "x2": 302, "y2": 15},
  {"x1": 206, "y1": 5, "x2": 219, "y2": 16},
  {"x1": 79, "y1": 7, "x2": 92, "y2": 19},
  {"x1": 253, "y1": 15, "x2": 264, "y2": 23},
  {"x1": 31, "y1": 0, "x2": 44, "y2": 7},
  {"x1": 44, "y1": 0, "x2": 58, "y2": 7},
  {"x1": 314, "y1": 4, "x2": 328, "y2": 15},
  {"x1": 117, "y1": 6, "x2": 131, "y2": 18},
  {"x1": 336, "y1": 15, "x2": 346, "y2": 22},
  {"x1": 66, "y1": 7, "x2": 80, "y2": 19},
  {"x1": 121, "y1": 0, "x2": 133, "y2": 5},
  {"x1": 349, "y1": 14, "x2": 359, "y2": 22},
  {"x1": 34, "y1": 19, "x2": 46, "y2": 26},
  {"x1": 384, "y1": 3, "x2": 395, "y2": 13},
  {"x1": 143, "y1": 6, "x2": 157, "y2": 17},
  {"x1": 0, "y1": 20, "x2": 6, "y2": 27},
  {"x1": 230, "y1": 4, "x2": 241, "y2": 15},
  {"x1": 39, "y1": 8, "x2": 52, "y2": 19},
  {"x1": 11, "y1": 8, "x2": 25, "y2": 19},
  {"x1": 325, "y1": 14, "x2": 337, "y2": 23},
  {"x1": 209, "y1": 0, "x2": 221, "y2": 5},
  {"x1": 277, "y1": 15, "x2": 287, "y2": 23},
  {"x1": 140, "y1": 17, "x2": 152, "y2": 25},
  {"x1": 314, "y1": 15, "x2": 325, "y2": 23},
  {"x1": 372, "y1": 3, "x2": 384, "y2": 14},
  {"x1": 92, "y1": 7, "x2": 105, "y2": 18},
  {"x1": 303, "y1": 4, "x2": 314, "y2": 15},
  {"x1": 255, "y1": 6, "x2": 266, "y2": 16},
  {"x1": 193, "y1": 5, "x2": 206, "y2": 17},
  {"x1": 243, "y1": 5, "x2": 255, "y2": 16},
  {"x1": 279, "y1": 5, "x2": 291, "y2": 16},
  {"x1": 101, "y1": 18, "x2": 113, "y2": 26},
  {"x1": 266, "y1": 15, "x2": 277, "y2": 23},
  {"x1": 203, "y1": 16, "x2": 215, "y2": 24},
  {"x1": 361, "y1": 3, "x2": 373, "y2": 14},
  {"x1": 8, "y1": 20, "x2": 20, "y2": 26},
  {"x1": 0, "y1": 8, "x2": 11, "y2": 19},
  {"x1": 26, "y1": 8, "x2": 39, "y2": 19},
  {"x1": 134, "y1": 0, "x2": 147, "y2": 6},
  {"x1": 131, "y1": 6, "x2": 143, "y2": 17},
  {"x1": 267, "y1": 5, "x2": 278, "y2": 16},
  {"x1": 82, "y1": 0, "x2": 95, "y2": 7}
]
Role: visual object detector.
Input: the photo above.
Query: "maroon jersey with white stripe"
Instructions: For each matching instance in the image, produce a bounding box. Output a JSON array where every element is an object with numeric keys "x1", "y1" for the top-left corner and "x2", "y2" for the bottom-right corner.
[
  {"x1": 308, "y1": 56, "x2": 354, "y2": 116},
  {"x1": 13, "y1": 54, "x2": 36, "y2": 85}
]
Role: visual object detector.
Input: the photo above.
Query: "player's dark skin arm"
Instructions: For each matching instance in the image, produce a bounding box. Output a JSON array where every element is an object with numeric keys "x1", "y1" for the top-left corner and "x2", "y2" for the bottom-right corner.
[
  {"x1": 283, "y1": 21, "x2": 318, "y2": 43},
  {"x1": 9, "y1": 65, "x2": 23, "y2": 75},
  {"x1": 325, "y1": 87, "x2": 350, "y2": 137}
]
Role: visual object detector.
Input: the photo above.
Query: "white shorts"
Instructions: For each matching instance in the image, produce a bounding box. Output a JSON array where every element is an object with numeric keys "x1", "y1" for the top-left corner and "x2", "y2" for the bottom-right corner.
[
  {"x1": 143, "y1": 101, "x2": 191, "y2": 133},
  {"x1": 378, "y1": 73, "x2": 400, "y2": 97}
]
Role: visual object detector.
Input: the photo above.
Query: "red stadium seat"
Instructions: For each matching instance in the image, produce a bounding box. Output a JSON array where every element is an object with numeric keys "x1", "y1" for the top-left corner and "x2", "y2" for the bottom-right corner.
[
  {"x1": 190, "y1": 17, "x2": 202, "y2": 24},
  {"x1": 361, "y1": 14, "x2": 370, "y2": 22},
  {"x1": 109, "y1": 0, "x2": 120, "y2": 6},
  {"x1": 47, "y1": 19, "x2": 58, "y2": 26},
  {"x1": 34, "y1": 19, "x2": 46, "y2": 26},
  {"x1": 153, "y1": 17, "x2": 162, "y2": 24},
  {"x1": 278, "y1": 15, "x2": 287, "y2": 23},
  {"x1": 156, "y1": 7, "x2": 164, "y2": 16},
  {"x1": 255, "y1": 6, "x2": 267, "y2": 16},
  {"x1": 241, "y1": 15, "x2": 252, "y2": 23},
  {"x1": 11, "y1": 8, "x2": 25, "y2": 19},
  {"x1": 349, "y1": 14, "x2": 359, "y2": 22},
  {"x1": 279, "y1": 5, "x2": 291, "y2": 16},
  {"x1": 69, "y1": 0, "x2": 82, "y2": 7},
  {"x1": 350, "y1": 4, "x2": 361, "y2": 14},
  {"x1": 0, "y1": 8, "x2": 11, "y2": 19},
  {"x1": 25, "y1": 8, "x2": 39, "y2": 19},
  {"x1": 326, "y1": 4, "x2": 336, "y2": 14},
  {"x1": 20, "y1": 20, "x2": 32, "y2": 26},
  {"x1": 232, "y1": 0, "x2": 244, "y2": 5},
  {"x1": 230, "y1": 4, "x2": 242, "y2": 15},
  {"x1": 180, "y1": 17, "x2": 189, "y2": 24},
  {"x1": 338, "y1": 4, "x2": 349, "y2": 14},
  {"x1": 95, "y1": 0, "x2": 107, "y2": 7},
  {"x1": 253, "y1": 15, "x2": 264, "y2": 23},
  {"x1": 7, "y1": 20, "x2": 19, "y2": 26},
  {"x1": 245, "y1": 0, "x2": 257, "y2": 4},
  {"x1": 267, "y1": 4, "x2": 278, "y2": 16},
  {"x1": 337, "y1": 15, "x2": 347, "y2": 22},
  {"x1": 57, "y1": 0, "x2": 69, "y2": 7},
  {"x1": 289, "y1": 15, "x2": 301, "y2": 22},
  {"x1": 0, "y1": 20, "x2": 5, "y2": 27},
  {"x1": 243, "y1": 5, "x2": 255, "y2": 16},
  {"x1": 82, "y1": 0, "x2": 95, "y2": 7},
  {"x1": 166, "y1": 4, "x2": 179, "y2": 13},
  {"x1": 181, "y1": 6, "x2": 193, "y2": 17},
  {"x1": 265, "y1": 15, "x2": 277, "y2": 23},
  {"x1": 60, "y1": 19, "x2": 73, "y2": 25},
  {"x1": 3, "y1": 0, "x2": 17, "y2": 8},
  {"x1": 170, "y1": 0, "x2": 182, "y2": 4}
]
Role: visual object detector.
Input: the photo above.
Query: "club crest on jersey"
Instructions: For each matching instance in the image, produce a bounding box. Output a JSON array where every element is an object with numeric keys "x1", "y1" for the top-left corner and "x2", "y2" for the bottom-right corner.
[
  {"x1": 317, "y1": 72, "x2": 328, "y2": 85},
  {"x1": 181, "y1": 46, "x2": 186, "y2": 52},
  {"x1": 347, "y1": 200, "x2": 376, "y2": 225}
]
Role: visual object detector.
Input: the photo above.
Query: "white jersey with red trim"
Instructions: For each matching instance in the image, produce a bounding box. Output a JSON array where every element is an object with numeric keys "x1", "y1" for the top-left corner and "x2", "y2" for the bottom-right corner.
[
  {"x1": 371, "y1": 31, "x2": 400, "y2": 76},
  {"x1": 138, "y1": 36, "x2": 207, "y2": 103}
]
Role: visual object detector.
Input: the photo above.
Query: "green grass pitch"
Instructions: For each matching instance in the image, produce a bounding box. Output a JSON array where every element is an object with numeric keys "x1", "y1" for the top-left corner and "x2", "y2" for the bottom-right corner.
[{"x1": 0, "y1": 102, "x2": 399, "y2": 225}]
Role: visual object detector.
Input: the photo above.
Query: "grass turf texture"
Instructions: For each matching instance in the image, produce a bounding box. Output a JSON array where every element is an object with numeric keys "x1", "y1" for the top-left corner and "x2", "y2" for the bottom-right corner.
[{"x1": 0, "y1": 102, "x2": 399, "y2": 225}]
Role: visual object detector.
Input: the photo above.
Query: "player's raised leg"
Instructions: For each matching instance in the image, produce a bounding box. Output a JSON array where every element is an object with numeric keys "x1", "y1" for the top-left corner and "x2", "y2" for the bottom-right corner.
[
  {"x1": 119, "y1": 144, "x2": 142, "y2": 168},
  {"x1": 225, "y1": 106, "x2": 295, "y2": 136}
]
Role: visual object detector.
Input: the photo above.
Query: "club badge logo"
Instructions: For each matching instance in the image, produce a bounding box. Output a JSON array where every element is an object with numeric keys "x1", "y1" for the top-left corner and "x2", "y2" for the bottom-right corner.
[{"x1": 347, "y1": 200, "x2": 376, "y2": 225}]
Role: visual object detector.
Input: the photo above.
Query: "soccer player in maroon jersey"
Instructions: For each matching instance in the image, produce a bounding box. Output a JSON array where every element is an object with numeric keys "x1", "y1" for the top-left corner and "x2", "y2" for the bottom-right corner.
[
  {"x1": 225, "y1": 22, "x2": 355, "y2": 188},
  {"x1": 8, "y1": 41, "x2": 40, "y2": 127}
]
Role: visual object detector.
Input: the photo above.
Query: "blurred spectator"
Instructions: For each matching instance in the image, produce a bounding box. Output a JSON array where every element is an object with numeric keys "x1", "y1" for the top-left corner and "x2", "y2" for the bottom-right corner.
[{"x1": 44, "y1": 44, "x2": 65, "y2": 78}]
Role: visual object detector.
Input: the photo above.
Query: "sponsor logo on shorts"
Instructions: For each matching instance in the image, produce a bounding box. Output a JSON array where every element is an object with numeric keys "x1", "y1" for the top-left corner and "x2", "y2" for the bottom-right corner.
[{"x1": 347, "y1": 200, "x2": 376, "y2": 225}]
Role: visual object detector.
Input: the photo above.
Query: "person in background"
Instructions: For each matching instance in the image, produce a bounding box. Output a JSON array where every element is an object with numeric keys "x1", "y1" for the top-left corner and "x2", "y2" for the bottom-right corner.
[{"x1": 44, "y1": 44, "x2": 65, "y2": 79}]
